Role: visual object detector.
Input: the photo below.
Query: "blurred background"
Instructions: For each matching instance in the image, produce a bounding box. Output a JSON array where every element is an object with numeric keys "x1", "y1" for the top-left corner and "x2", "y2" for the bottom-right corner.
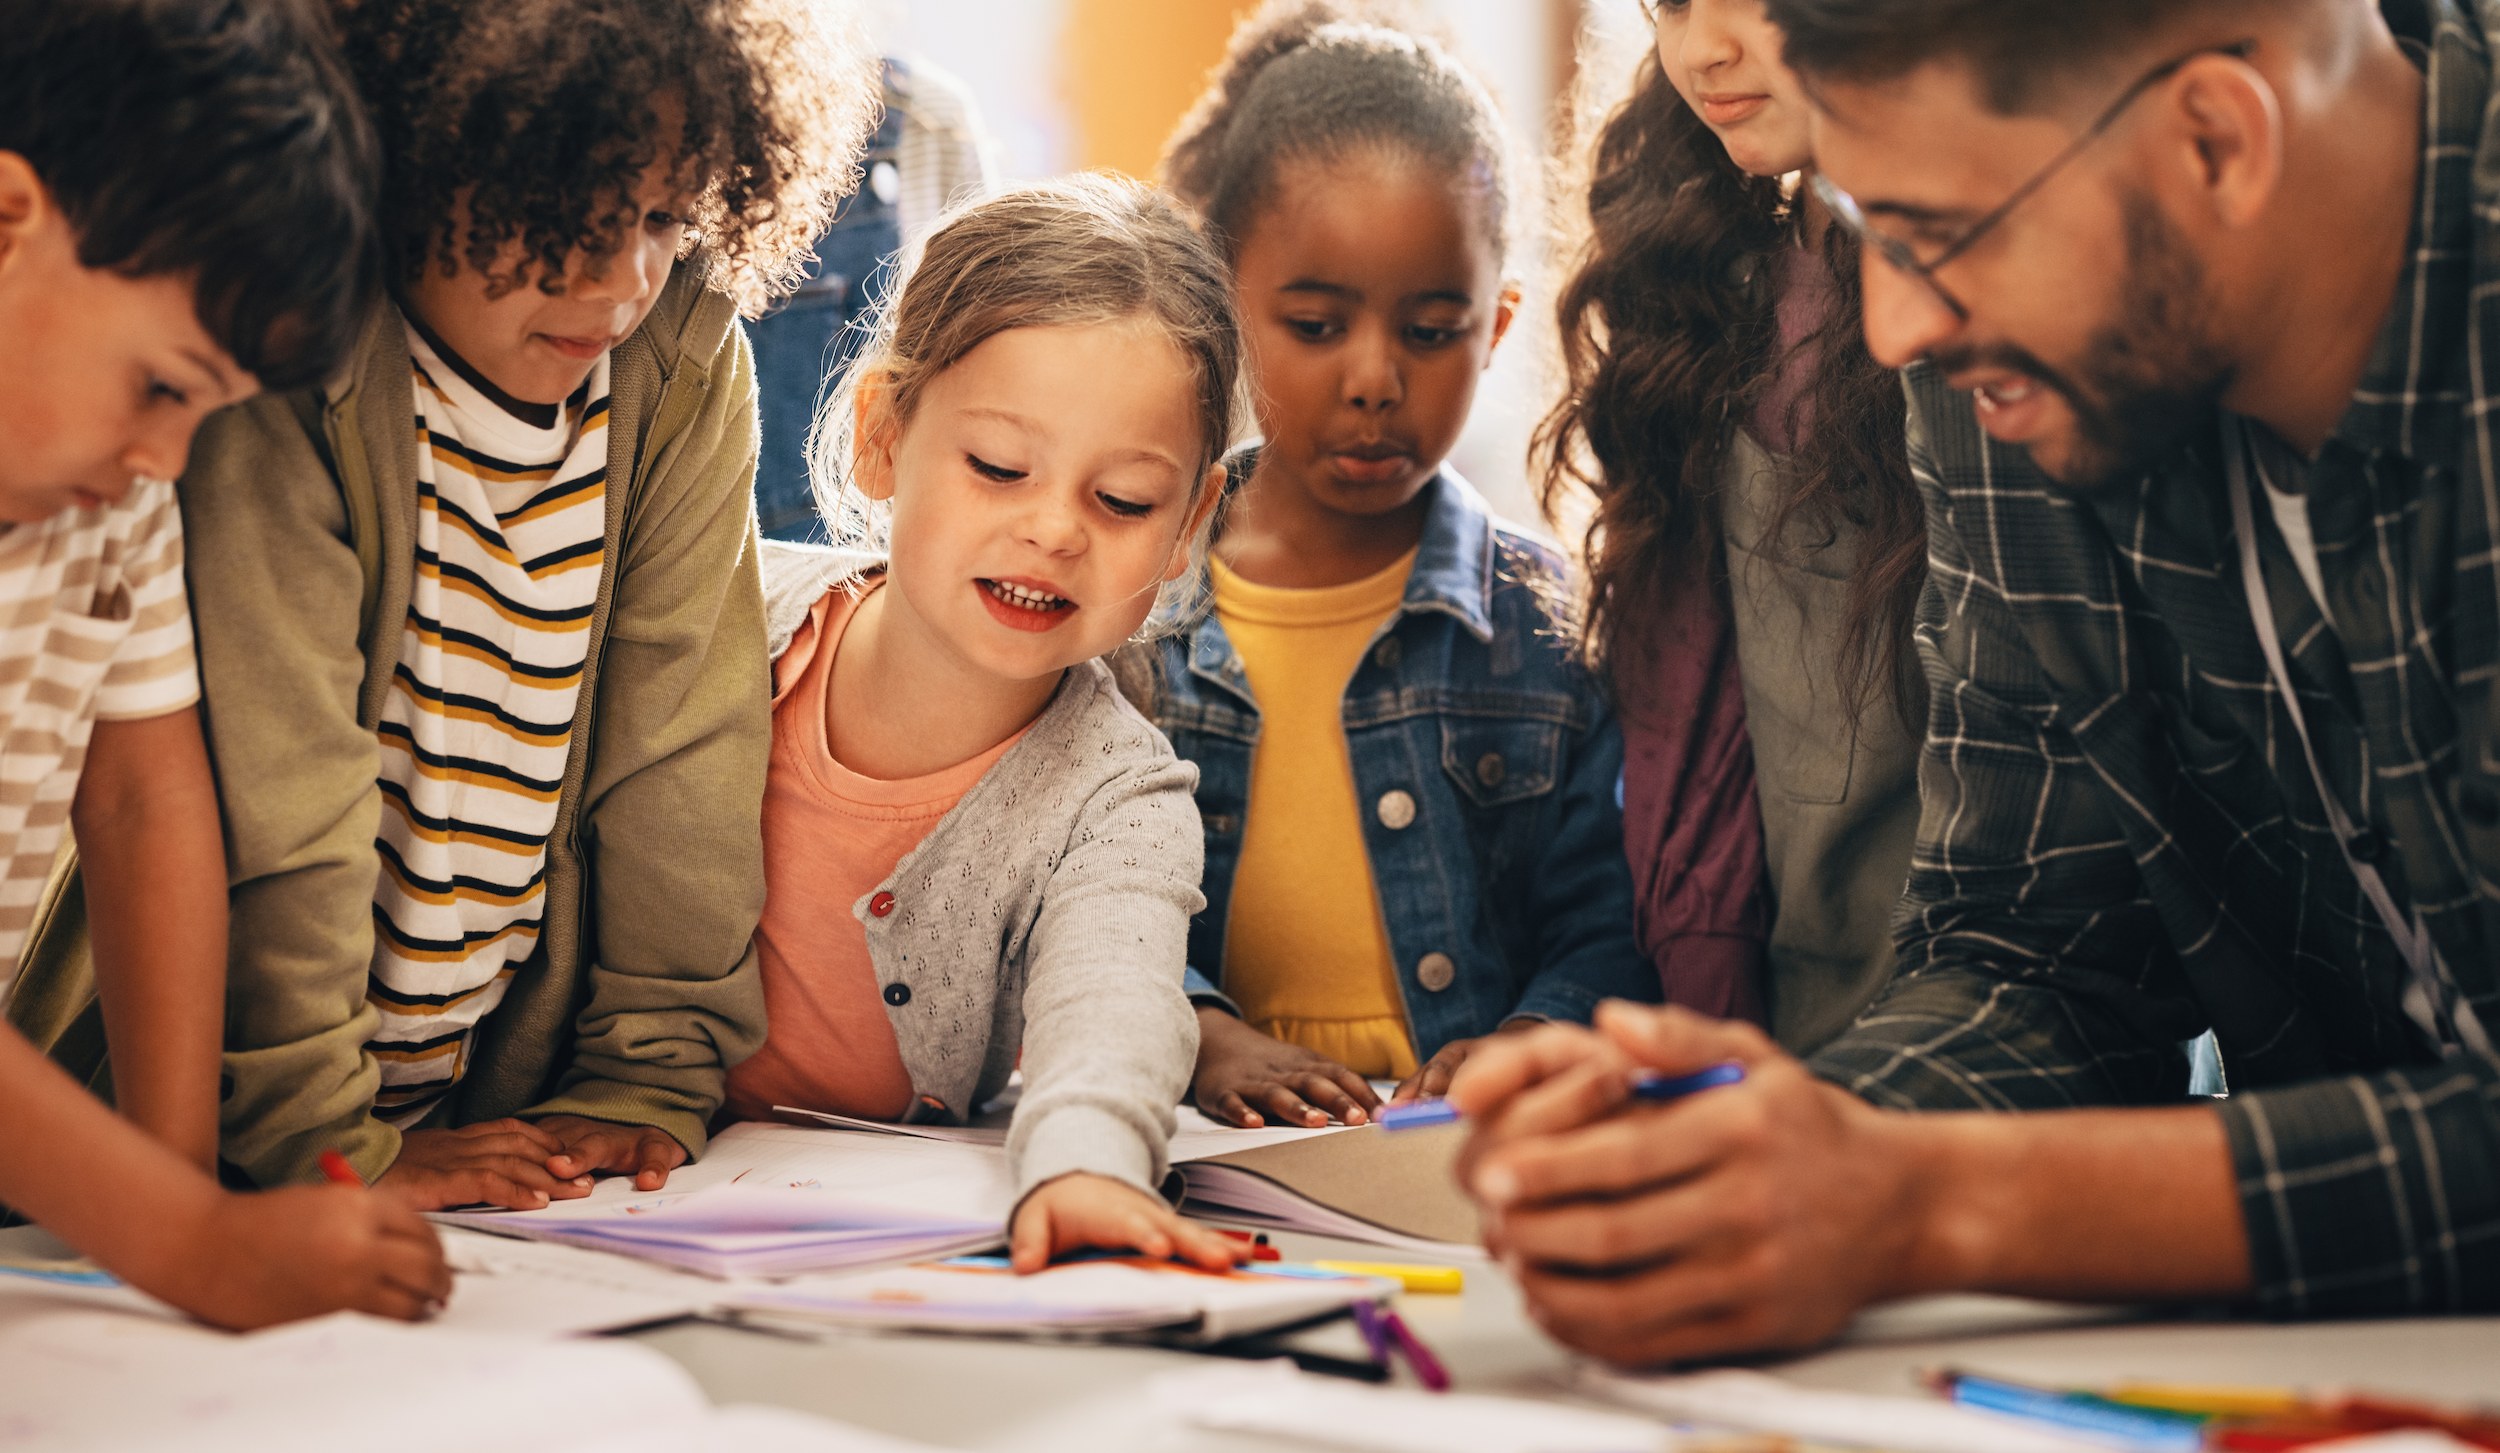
[{"x1": 845, "y1": 0, "x2": 1656, "y2": 531}]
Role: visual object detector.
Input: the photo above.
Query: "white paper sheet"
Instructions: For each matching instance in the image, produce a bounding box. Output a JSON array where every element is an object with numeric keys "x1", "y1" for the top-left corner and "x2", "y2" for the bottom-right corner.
[
  {"x1": 1156, "y1": 1361, "x2": 1685, "y2": 1453},
  {"x1": 1581, "y1": 1366, "x2": 2115, "y2": 1453},
  {"x1": 0, "y1": 1303, "x2": 950, "y2": 1452}
]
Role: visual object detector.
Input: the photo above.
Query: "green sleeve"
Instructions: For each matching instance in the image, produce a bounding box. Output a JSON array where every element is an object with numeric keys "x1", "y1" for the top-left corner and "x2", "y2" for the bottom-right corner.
[{"x1": 185, "y1": 396, "x2": 400, "y2": 1186}]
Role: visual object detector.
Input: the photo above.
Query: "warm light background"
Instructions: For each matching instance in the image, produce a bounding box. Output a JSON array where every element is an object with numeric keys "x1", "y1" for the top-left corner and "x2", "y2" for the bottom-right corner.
[{"x1": 856, "y1": 0, "x2": 1655, "y2": 528}]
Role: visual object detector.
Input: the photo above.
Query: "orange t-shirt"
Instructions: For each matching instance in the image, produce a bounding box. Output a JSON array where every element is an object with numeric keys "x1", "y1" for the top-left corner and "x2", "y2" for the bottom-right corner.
[{"x1": 725, "y1": 581, "x2": 1024, "y2": 1123}]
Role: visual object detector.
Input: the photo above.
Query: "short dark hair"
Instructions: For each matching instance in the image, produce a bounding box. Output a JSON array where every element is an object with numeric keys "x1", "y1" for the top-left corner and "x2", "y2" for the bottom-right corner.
[
  {"x1": 1159, "y1": 0, "x2": 1514, "y2": 263},
  {"x1": 0, "y1": 0, "x2": 380, "y2": 390},
  {"x1": 333, "y1": 0, "x2": 877, "y2": 316},
  {"x1": 1764, "y1": 0, "x2": 2246, "y2": 113}
]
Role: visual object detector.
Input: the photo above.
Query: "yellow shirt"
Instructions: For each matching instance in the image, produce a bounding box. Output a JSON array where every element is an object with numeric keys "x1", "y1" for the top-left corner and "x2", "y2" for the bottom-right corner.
[{"x1": 1212, "y1": 548, "x2": 1420, "y2": 1079}]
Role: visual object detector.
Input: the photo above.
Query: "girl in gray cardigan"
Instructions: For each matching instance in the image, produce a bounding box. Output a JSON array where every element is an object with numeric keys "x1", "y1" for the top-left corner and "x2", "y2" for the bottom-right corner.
[{"x1": 728, "y1": 177, "x2": 1247, "y2": 1273}]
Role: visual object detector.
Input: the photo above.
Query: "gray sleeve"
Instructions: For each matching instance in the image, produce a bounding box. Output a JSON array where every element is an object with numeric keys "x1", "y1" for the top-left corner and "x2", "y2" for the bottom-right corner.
[{"x1": 1006, "y1": 732, "x2": 1207, "y2": 1200}]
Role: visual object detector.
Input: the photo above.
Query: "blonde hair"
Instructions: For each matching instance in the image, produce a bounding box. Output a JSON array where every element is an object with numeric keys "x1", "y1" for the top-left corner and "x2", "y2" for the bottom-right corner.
[{"x1": 808, "y1": 173, "x2": 1242, "y2": 576}]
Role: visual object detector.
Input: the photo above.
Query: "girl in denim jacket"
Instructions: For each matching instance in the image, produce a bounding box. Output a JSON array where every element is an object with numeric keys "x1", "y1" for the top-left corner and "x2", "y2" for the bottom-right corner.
[{"x1": 1154, "y1": 2, "x2": 1660, "y2": 1131}]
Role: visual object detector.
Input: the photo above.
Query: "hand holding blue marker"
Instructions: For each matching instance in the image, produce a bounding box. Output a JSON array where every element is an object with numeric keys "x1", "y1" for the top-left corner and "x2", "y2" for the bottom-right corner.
[{"x1": 1376, "y1": 1060, "x2": 1748, "y2": 1132}]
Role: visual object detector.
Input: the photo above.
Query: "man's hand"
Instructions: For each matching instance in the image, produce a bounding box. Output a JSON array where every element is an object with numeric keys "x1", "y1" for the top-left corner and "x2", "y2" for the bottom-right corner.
[
  {"x1": 1389, "y1": 1019, "x2": 1544, "y2": 1104},
  {"x1": 1192, "y1": 1007, "x2": 1382, "y2": 1128},
  {"x1": 531, "y1": 1114, "x2": 688, "y2": 1191},
  {"x1": 1449, "y1": 1002, "x2": 1934, "y2": 1366},
  {"x1": 376, "y1": 1119, "x2": 593, "y2": 1210},
  {"x1": 1007, "y1": 1172, "x2": 1248, "y2": 1274},
  {"x1": 138, "y1": 1184, "x2": 454, "y2": 1331}
]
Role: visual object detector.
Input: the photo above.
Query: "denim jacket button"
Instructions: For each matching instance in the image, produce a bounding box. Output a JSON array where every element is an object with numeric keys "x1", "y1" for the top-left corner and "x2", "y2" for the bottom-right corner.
[
  {"x1": 1417, "y1": 952, "x2": 1457, "y2": 992},
  {"x1": 1373, "y1": 637, "x2": 1402, "y2": 670},
  {"x1": 1376, "y1": 790, "x2": 1417, "y2": 830},
  {"x1": 1475, "y1": 752, "x2": 1507, "y2": 788}
]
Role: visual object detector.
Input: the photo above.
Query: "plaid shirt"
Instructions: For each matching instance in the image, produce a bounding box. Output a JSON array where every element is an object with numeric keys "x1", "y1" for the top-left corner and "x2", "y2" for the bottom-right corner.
[{"x1": 1811, "y1": 0, "x2": 2500, "y2": 1317}]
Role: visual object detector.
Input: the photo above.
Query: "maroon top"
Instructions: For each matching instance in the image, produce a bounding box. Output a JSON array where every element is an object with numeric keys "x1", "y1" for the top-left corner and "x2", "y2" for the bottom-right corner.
[
  {"x1": 1616, "y1": 241, "x2": 1839, "y2": 1027},
  {"x1": 1617, "y1": 563, "x2": 1769, "y2": 1026}
]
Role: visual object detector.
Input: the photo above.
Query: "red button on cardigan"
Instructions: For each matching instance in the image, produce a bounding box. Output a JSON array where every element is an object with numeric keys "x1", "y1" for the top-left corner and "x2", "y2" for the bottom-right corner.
[{"x1": 869, "y1": 891, "x2": 896, "y2": 918}]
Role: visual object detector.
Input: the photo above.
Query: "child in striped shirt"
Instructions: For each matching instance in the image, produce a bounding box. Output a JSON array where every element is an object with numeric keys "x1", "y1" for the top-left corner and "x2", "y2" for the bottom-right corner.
[
  {"x1": 0, "y1": 0, "x2": 448, "y2": 1328},
  {"x1": 11, "y1": 0, "x2": 878, "y2": 1209}
]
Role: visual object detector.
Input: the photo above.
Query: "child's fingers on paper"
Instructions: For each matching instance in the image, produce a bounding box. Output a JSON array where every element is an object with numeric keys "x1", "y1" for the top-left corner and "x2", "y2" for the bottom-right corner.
[
  {"x1": 1253, "y1": 1081, "x2": 1331, "y2": 1128},
  {"x1": 632, "y1": 1132, "x2": 685, "y2": 1188},
  {"x1": 377, "y1": 1232, "x2": 456, "y2": 1309},
  {"x1": 1008, "y1": 1200, "x2": 1053, "y2": 1273},
  {"x1": 1328, "y1": 1064, "x2": 1382, "y2": 1112},
  {"x1": 1124, "y1": 1206, "x2": 1175, "y2": 1261},
  {"x1": 458, "y1": 1170, "x2": 554, "y2": 1210},
  {"x1": 1292, "y1": 1071, "x2": 1370, "y2": 1126},
  {"x1": 1205, "y1": 1090, "x2": 1265, "y2": 1128},
  {"x1": 1167, "y1": 1217, "x2": 1243, "y2": 1270}
]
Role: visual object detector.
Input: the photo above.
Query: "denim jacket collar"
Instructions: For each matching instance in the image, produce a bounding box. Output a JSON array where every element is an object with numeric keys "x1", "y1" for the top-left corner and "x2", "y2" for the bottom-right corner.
[{"x1": 1183, "y1": 464, "x2": 1499, "y2": 701}]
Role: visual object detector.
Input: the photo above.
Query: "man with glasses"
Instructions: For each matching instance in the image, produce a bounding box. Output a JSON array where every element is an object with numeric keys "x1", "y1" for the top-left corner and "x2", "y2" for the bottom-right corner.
[{"x1": 1448, "y1": 0, "x2": 2500, "y2": 1365}]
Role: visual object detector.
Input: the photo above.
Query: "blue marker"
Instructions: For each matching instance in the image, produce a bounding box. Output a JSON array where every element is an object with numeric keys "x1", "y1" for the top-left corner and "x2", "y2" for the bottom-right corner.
[
  {"x1": 1376, "y1": 1060, "x2": 1748, "y2": 1131},
  {"x1": 1931, "y1": 1371, "x2": 2205, "y2": 1452}
]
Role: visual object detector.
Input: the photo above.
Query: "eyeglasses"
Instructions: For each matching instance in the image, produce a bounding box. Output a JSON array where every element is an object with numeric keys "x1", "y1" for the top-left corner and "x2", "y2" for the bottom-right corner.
[{"x1": 1810, "y1": 40, "x2": 2257, "y2": 323}]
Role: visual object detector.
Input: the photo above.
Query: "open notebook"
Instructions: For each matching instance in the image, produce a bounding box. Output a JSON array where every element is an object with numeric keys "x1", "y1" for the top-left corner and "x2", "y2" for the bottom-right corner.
[
  {"x1": 781, "y1": 1105, "x2": 1483, "y2": 1255},
  {"x1": 431, "y1": 1122, "x2": 1011, "y2": 1278},
  {"x1": 729, "y1": 1255, "x2": 1391, "y2": 1345}
]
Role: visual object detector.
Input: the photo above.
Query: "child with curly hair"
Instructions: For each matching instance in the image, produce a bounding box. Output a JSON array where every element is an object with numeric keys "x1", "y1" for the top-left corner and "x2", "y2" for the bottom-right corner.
[
  {"x1": 16, "y1": 0, "x2": 878, "y2": 1210},
  {"x1": 1154, "y1": 1, "x2": 1658, "y2": 1130},
  {"x1": 736, "y1": 175, "x2": 1244, "y2": 1271}
]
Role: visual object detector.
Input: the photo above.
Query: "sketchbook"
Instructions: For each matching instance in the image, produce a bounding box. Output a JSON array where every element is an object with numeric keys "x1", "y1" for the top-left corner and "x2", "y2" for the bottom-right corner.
[
  {"x1": 778, "y1": 1106, "x2": 1483, "y2": 1254},
  {"x1": 431, "y1": 1122, "x2": 1011, "y2": 1278},
  {"x1": 726, "y1": 1254, "x2": 1392, "y2": 1345}
]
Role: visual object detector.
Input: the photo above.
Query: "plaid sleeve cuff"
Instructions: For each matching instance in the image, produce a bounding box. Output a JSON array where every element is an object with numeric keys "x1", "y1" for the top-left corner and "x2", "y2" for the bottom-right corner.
[{"x1": 2214, "y1": 1057, "x2": 2500, "y2": 1316}]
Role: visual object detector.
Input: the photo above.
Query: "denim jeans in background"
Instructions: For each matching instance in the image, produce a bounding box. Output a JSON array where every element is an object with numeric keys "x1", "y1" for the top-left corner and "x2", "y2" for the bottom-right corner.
[{"x1": 751, "y1": 86, "x2": 902, "y2": 543}]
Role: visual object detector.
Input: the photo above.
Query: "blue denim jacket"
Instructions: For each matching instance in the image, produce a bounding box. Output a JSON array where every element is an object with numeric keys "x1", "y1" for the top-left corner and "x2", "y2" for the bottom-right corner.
[{"x1": 1155, "y1": 467, "x2": 1658, "y2": 1058}]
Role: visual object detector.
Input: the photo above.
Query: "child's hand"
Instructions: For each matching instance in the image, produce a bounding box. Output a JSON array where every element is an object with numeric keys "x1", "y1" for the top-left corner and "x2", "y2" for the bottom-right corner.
[
  {"x1": 1390, "y1": 1019, "x2": 1547, "y2": 1104},
  {"x1": 142, "y1": 1184, "x2": 453, "y2": 1331},
  {"x1": 529, "y1": 1114, "x2": 689, "y2": 1191},
  {"x1": 1192, "y1": 1007, "x2": 1382, "y2": 1128},
  {"x1": 377, "y1": 1119, "x2": 594, "y2": 1210},
  {"x1": 1007, "y1": 1173, "x2": 1248, "y2": 1274}
]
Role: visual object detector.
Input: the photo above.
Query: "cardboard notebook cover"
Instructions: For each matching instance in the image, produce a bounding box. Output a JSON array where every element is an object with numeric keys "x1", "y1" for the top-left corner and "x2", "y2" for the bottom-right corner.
[{"x1": 1182, "y1": 1125, "x2": 1478, "y2": 1246}]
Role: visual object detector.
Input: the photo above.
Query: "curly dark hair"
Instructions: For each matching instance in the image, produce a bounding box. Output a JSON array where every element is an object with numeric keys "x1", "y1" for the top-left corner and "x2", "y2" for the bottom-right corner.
[
  {"x1": 1159, "y1": 0, "x2": 1513, "y2": 265},
  {"x1": 1534, "y1": 48, "x2": 1925, "y2": 731},
  {"x1": 331, "y1": 0, "x2": 875, "y2": 316},
  {"x1": 0, "y1": 0, "x2": 377, "y2": 390}
]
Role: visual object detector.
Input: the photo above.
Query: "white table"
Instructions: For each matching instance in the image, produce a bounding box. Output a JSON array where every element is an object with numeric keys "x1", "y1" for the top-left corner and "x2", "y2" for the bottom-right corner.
[
  {"x1": 8, "y1": 1220, "x2": 2496, "y2": 1450},
  {"x1": 619, "y1": 1226, "x2": 2500, "y2": 1450}
]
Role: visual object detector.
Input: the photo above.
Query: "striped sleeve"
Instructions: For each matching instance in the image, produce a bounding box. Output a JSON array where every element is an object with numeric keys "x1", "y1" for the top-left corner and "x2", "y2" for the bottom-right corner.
[{"x1": 93, "y1": 479, "x2": 199, "y2": 721}]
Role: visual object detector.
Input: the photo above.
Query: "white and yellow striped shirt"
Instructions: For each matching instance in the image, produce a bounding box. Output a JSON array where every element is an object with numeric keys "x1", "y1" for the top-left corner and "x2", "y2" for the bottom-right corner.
[
  {"x1": 0, "y1": 482, "x2": 197, "y2": 984},
  {"x1": 365, "y1": 324, "x2": 609, "y2": 1122}
]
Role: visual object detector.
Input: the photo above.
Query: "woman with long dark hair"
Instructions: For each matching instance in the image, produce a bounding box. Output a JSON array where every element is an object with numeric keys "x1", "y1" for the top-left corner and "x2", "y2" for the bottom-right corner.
[{"x1": 1537, "y1": 0, "x2": 1926, "y2": 1052}]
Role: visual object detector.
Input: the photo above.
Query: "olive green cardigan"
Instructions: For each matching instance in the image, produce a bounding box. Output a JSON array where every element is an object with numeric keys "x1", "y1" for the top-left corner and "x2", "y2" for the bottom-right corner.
[{"x1": 10, "y1": 264, "x2": 773, "y2": 1187}]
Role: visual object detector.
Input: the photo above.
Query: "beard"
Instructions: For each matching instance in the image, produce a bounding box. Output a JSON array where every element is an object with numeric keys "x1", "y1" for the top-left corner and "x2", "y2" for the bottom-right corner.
[{"x1": 1938, "y1": 189, "x2": 2235, "y2": 491}]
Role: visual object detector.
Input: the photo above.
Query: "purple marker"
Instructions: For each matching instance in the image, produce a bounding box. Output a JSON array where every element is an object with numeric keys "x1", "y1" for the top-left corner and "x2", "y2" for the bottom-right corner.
[{"x1": 1377, "y1": 1060, "x2": 1748, "y2": 1132}]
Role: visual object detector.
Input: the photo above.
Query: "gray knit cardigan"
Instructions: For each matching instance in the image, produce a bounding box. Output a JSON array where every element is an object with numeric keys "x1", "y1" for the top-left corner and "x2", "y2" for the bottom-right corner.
[{"x1": 759, "y1": 542, "x2": 1204, "y2": 1198}]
